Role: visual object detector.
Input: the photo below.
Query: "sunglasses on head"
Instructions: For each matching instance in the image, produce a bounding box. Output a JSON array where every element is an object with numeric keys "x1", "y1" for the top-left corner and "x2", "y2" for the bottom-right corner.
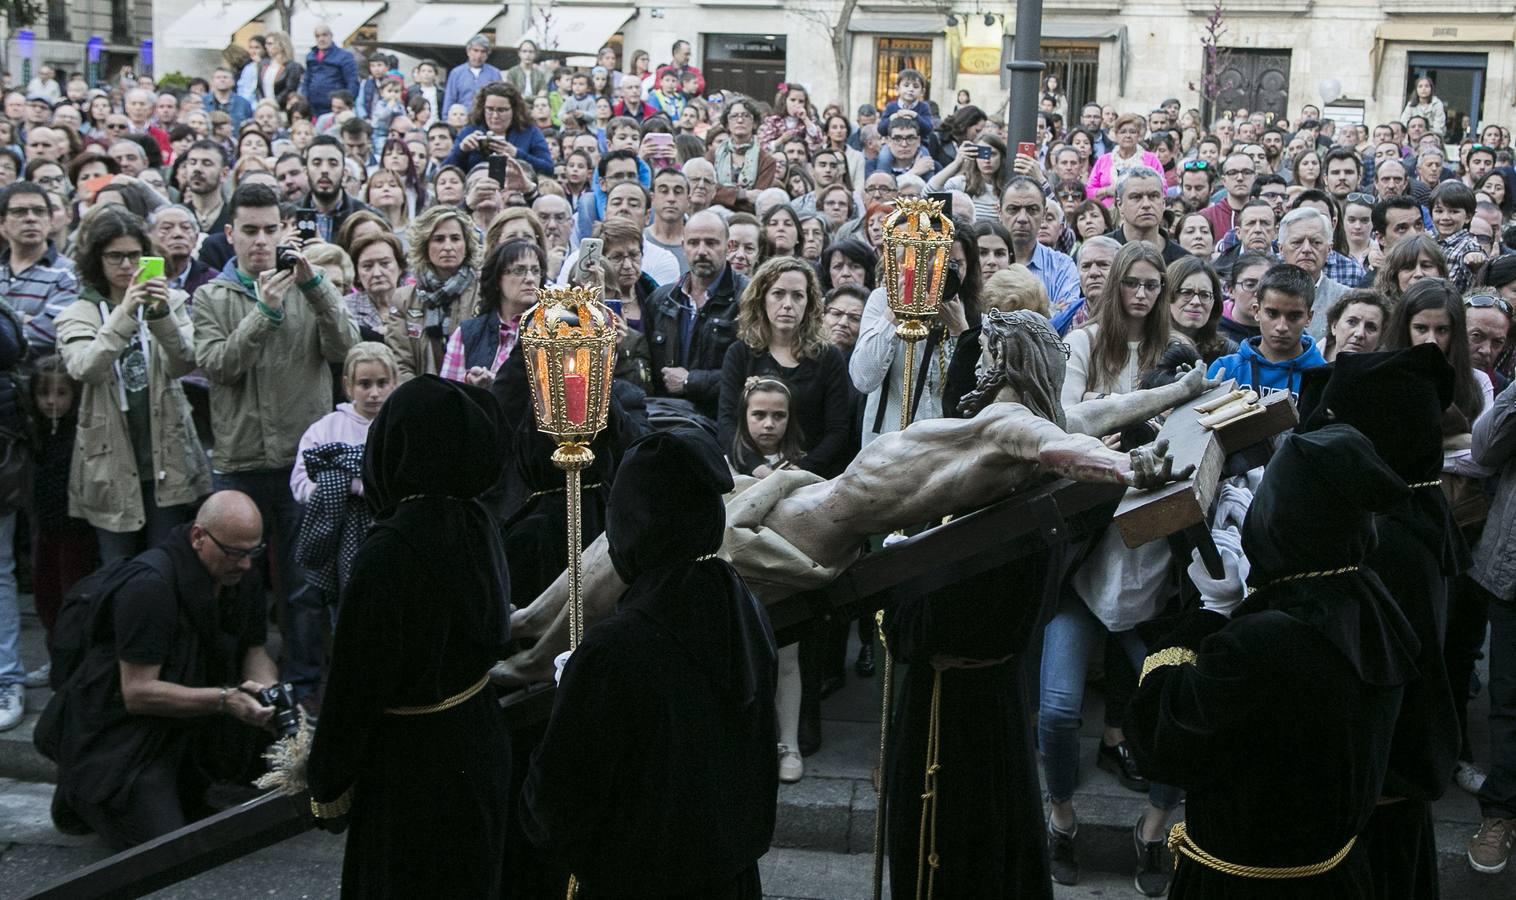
[
  {"x1": 1345, "y1": 192, "x2": 1376, "y2": 205},
  {"x1": 1182, "y1": 160, "x2": 1211, "y2": 172},
  {"x1": 1465, "y1": 293, "x2": 1514, "y2": 317}
]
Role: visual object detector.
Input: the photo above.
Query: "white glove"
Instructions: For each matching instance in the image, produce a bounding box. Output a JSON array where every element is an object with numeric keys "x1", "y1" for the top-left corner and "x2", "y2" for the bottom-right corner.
[
  {"x1": 1213, "y1": 482, "x2": 1254, "y2": 532},
  {"x1": 1188, "y1": 526, "x2": 1251, "y2": 618},
  {"x1": 552, "y1": 650, "x2": 572, "y2": 686}
]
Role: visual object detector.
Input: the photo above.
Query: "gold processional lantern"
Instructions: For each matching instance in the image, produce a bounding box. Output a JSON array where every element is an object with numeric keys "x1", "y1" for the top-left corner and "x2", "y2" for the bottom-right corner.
[
  {"x1": 520, "y1": 284, "x2": 617, "y2": 650},
  {"x1": 871, "y1": 197, "x2": 954, "y2": 900},
  {"x1": 880, "y1": 197, "x2": 955, "y2": 430}
]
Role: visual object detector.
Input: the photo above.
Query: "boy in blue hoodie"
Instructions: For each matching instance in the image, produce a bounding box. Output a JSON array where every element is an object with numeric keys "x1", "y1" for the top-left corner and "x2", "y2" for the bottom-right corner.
[{"x1": 1207, "y1": 263, "x2": 1327, "y2": 398}]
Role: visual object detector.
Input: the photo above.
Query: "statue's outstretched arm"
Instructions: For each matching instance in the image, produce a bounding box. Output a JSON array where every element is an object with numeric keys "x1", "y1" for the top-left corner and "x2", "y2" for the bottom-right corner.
[
  {"x1": 1066, "y1": 367, "x2": 1220, "y2": 438},
  {"x1": 493, "y1": 533, "x2": 625, "y2": 687}
]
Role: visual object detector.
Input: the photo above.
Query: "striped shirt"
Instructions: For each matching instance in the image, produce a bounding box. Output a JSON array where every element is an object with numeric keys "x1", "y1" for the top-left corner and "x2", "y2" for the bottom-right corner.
[{"x1": 0, "y1": 244, "x2": 78, "y2": 352}]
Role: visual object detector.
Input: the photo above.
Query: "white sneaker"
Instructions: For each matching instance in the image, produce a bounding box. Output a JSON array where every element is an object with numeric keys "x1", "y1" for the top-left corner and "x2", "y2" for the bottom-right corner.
[
  {"x1": 24, "y1": 663, "x2": 50, "y2": 689},
  {"x1": 778, "y1": 744, "x2": 803, "y2": 783},
  {"x1": 1457, "y1": 762, "x2": 1488, "y2": 796},
  {"x1": 0, "y1": 683, "x2": 23, "y2": 731}
]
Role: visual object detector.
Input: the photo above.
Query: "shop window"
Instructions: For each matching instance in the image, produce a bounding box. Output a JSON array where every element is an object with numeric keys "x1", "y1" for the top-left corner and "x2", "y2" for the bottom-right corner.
[{"x1": 874, "y1": 37, "x2": 932, "y2": 111}]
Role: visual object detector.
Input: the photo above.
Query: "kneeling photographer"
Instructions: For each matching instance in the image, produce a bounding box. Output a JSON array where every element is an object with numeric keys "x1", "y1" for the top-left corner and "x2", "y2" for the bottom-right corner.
[{"x1": 40, "y1": 491, "x2": 282, "y2": 850}]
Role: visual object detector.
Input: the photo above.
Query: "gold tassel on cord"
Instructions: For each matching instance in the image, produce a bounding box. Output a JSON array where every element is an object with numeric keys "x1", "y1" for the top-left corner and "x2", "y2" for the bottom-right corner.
[{"x1": 254, "y1": 709, "x2": 314, "y2": 797}]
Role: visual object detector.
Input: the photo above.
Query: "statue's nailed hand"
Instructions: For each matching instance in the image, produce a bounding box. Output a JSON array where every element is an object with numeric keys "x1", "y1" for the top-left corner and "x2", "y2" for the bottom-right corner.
[
  {"x1": 1176, "y1": 364, "x2": 1225, "y2": 398},
  {"x1": 1127, "y1": 438, "x2": 1195, "y2": 489}
]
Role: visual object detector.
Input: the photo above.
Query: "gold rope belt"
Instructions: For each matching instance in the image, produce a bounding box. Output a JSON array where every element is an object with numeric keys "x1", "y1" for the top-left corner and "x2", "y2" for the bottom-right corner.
[
  {"x1": 383, "y1": 673, "x2": 490, "y2": 716},
  {"x1": 1408, "y1": 480, "x2": 1442, "y2": 489},
  {"x1": 1265, "y1": 565, "x2": 1359, "y2": 587},
  {"x1": 1168, "y1": 821, "x2": 1355, "y2": 879},
  {"x1": 930, "y1": 652, "x2": 1014, "y2": 671},
  {"x1": 1244, "y1": 565, "x2": 1361, "y2": 598},
  {"x1": 916, "y1": 669, "x2": 943, "y2": 900},
  {"x1": 529, "y1": 482, "x2": 602, "y2": 499}
]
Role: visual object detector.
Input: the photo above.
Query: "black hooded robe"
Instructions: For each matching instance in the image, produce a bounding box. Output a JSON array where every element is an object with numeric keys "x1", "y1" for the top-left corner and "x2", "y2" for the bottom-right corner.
[
  {"x1": 1296, "y1": 347, "x2": 1468, "y2": 900},
  {"x1": 1125, "y1": 426, "x2": 1421, "y2": 900},
  {"x1": 881, "y1": 552, "x2": 1057, "y2": 900},
  {"x1": 521, "y1": 428, "x2": 778, "y2": 900},
  {"x1": 879, "y1": 358, "x2": 1059, "y2": 900},
  {"x1": 489, "y1": 343, "x2": 651, "y2": 900},
  {"x1": 306, "y1": 376, "x2": 514, "y2": 900}
]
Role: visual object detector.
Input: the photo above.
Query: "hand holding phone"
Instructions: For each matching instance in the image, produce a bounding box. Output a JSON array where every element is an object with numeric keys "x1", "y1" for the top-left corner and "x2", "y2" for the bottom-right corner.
[
  {"x1": 136, "y1": 256, "x2": 165, "y2": 284},
  {"x1": 1017, "y1": 141, "x2": 1037, "y2": 160}
]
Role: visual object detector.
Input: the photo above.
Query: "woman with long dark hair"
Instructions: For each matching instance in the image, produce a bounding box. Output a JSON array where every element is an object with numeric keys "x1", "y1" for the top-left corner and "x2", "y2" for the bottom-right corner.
[
  {"x1": 931, "y1": 133, "x2": 1006, "y2": 223},
  {"x1": 379, "y1": 137, "x2": 427, "y2": 214},
  {"x1": 1386, "y1": 278, "x2": 1491, "y2": 428},
  {"x1": 932, "y1": 104, "x2": 989, "y2": 168},
  {"x1": 1064, "y1": 241, "x2": 1172, "y2": 403}
]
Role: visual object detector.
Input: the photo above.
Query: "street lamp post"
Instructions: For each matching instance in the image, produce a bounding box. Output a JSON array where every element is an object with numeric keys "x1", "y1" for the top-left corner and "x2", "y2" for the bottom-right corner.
[{"x1": 1005, "y1": 0, "x2": 1047, "y2": 148}]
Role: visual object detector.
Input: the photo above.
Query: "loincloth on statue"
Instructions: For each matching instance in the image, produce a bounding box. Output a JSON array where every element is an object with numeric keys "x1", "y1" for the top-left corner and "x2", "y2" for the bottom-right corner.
[{"x1": 722, "y1": 468, "x2": 860, "y2": 605}]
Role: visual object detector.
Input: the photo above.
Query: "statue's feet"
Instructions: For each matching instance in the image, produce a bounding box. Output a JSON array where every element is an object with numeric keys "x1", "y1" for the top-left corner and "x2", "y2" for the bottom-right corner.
[
  {"x1": 490, "y1": 652, "x2": 555, "y2": 688},
  {"x1": 511, "y1": 604, "x2": 547, "y2": 639}
]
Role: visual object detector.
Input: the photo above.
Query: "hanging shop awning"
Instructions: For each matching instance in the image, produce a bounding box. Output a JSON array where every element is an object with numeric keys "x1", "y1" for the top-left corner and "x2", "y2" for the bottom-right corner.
[
  {"x1": 518, "y1": 4, "x2": 636, "y2": 55},
  {"x1": 378, "y1": 2, "x2": 507, "y2": 50},
  {"x1": 290, "y1": 1, "x2": 388, "y2": 53},
  {"x1": 162, "y1": 0, "x2": 274, "y2": 50}
]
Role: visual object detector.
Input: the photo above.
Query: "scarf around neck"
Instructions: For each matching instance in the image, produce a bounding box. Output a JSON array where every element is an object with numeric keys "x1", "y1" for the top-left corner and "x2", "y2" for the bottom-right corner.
[
  {"x1": 416, "y1": 265, "x2": 476, "y2": 338},
  {"x1": 715, "y1": 139, "x2": 760, "y2": 188}
]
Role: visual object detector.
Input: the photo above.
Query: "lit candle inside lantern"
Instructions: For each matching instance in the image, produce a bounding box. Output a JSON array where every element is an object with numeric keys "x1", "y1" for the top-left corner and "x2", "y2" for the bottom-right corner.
[
  {"x1": 563, "y1": 352, "x2": 588, "y2": 425},
  {"x1": 903, "y1": 245, "x2": 917, "y2": 307}
]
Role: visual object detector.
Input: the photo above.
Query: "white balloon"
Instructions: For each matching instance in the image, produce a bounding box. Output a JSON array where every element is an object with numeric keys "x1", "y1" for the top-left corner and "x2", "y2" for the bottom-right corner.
[{"x1": 1318, "y1": 78, "x2": 1342, "y2": 104}]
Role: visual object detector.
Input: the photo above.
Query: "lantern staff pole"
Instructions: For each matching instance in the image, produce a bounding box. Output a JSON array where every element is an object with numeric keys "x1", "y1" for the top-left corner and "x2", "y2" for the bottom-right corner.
[{"x1": 553, "y1": 443, "x2": 594, "y2": 649}]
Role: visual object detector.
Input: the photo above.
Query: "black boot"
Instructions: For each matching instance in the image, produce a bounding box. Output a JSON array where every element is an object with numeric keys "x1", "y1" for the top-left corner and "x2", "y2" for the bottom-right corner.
[{"x1": 798, "y1": 691, "x2": 822, "y2": 756}]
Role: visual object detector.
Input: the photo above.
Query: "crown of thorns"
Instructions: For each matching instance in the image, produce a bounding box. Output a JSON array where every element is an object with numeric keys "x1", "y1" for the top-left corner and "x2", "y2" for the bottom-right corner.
[{"x1": 984, "y1": 308, "x2": 1070, "y2": 360}]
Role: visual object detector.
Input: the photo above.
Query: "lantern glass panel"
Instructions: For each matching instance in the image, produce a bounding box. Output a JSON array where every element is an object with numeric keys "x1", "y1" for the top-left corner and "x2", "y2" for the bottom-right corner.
[{"x1": 531, "y1": 346, "x2": 552, "y2": 422}]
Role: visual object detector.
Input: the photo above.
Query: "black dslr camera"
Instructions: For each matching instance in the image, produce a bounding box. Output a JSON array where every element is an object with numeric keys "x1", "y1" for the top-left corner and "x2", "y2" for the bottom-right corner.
[{"x1": 256, "y1": 682, "x2": 301, "y2": 737}]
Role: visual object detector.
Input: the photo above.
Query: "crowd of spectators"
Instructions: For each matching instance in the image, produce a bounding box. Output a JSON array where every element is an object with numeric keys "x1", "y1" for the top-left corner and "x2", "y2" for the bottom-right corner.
[{"x1": 0, "y1": 24, "x2": 1514, "y2": 890}]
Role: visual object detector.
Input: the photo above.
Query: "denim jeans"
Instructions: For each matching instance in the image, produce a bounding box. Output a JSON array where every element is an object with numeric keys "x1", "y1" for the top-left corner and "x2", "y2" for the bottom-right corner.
[
  {"x1": 1479, "y1": 596, "x2": 1516, "y2": 819},
  {"x1": 0, "y1": 512, "x2": 19, "y2": 686},
  {"x1": 212, "y1": 468, "x2": 322, "y2": 700},
  {"x1": 1038, "y1": 587, "x2": 1183, "y2": 810},
  {"x1": 96, "y1": 481, "x2": 196, "y2": 566}
]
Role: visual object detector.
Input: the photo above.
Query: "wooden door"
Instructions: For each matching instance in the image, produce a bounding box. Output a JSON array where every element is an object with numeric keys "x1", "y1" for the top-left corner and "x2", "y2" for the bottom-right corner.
[{"x1": 1207, "y1": 49, "x2": 1291, "y2": 121}]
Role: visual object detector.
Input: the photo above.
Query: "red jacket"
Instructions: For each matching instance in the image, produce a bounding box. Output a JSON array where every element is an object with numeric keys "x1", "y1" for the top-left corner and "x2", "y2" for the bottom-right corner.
[
  {"x1": 1199, "y1": 198, "x2": 1245, "y2": 240},
  {"x1": 134, "y1": 124, "x2": 174, "y2": 163}
]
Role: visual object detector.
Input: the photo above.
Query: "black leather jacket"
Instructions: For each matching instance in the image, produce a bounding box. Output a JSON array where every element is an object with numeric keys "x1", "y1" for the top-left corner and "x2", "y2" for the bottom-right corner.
[{"x1": 642, "y1": 265, "x2": 748, "y2": 419}]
